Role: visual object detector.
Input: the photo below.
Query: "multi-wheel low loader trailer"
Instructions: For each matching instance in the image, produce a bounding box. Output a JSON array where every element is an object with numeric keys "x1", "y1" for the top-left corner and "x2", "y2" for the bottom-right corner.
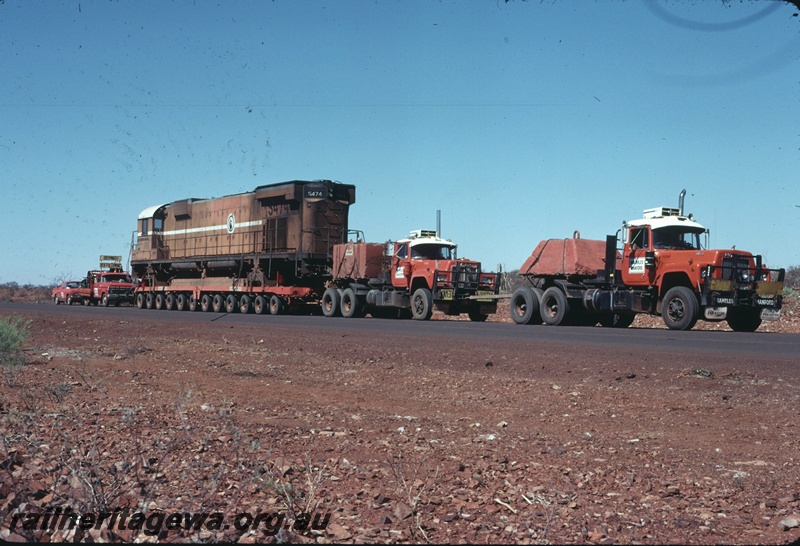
[{"x1": 510, "y1": 191, "x2": 785, "y2": 331}]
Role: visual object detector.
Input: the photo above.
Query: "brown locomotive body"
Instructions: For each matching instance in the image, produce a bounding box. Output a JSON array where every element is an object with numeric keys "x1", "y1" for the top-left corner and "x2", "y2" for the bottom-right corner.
[{"x1": 131, "y1": 180, "x2": 356, "y2": 314}]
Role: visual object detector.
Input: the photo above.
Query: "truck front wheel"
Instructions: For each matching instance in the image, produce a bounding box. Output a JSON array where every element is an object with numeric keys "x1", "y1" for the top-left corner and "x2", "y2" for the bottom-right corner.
[
  {"x1": 411, "y1": 288, "x2": 433, "y2": 320},
  {"x1": 726, "y1": 308, "x2": 762, "y2": 332},
  {"x1": 540, "y1": 287, "x2": 570, "y2": 326},
  {"x1": 662, "y1": 287, "x2": 698, "y2": 330},
  {"x1": 510, "y1": 287, "x2": 543, "y2": 325},
  {"x1": 101, "y1": 294, "x2": 110, "y2": 307}
]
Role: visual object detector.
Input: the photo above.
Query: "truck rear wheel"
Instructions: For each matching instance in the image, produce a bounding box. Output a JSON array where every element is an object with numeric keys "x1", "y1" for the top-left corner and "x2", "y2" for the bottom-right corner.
[
  {"x1": 510, "y1": 287, "x2": 543, "y2": 325},
  {"x1": 662, "y1": 287, "x2": 698, "y2": 330},
  {"x1": 269, "y1": 295, "x2": 283, "y2": 315},
  {"x1": 322, "y1": 288, "x2": 341, "y2": 317},
  {"x1": 726, "y1": 308, "x2": 762, "y2": 332},
  {"x1": 225, "y1": 295, "x2": 239, "y2": 313},
  {"x1": 411, "y1": 288, "x2": 433, "y2": 320},
  {"x1": 135, "y1": 293, "x2": 145, "y2": 309},
  {"x1": 540, "y1": 287, "x2": 570, "y2": 326},
  {"x1": 253, "y1": 295, "x2": 267, "y2": 315},
  {"x1": 340, "y1": 288, "x2": 362, "y2": 318}
]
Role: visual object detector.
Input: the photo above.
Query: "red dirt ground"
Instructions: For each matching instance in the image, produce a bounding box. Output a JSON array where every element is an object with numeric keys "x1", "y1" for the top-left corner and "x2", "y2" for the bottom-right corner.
[{"x1": 1, "y1": 298, "x2": 799, "y2": 544}]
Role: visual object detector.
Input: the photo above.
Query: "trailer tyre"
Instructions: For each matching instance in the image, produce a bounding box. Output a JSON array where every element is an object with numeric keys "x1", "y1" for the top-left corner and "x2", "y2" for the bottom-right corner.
[
  {"x1": 155, "y1": 293, "x2": 165, "y2": 310},
  {"x1": 239, "y1": 295, "x2": 251, "y2": 314},
  {"x1": 510, "y1": 287, "x2": 543, "y2": 325},
  {"x1": 189, "y1": 294, "x2": 198, "y2": 312},
  {"x1": 269, "y1": 295, "x2": 283, "y2": 316},
  {"x1": 165, "y1": 294, "x2": 175, "y2": 311},
  {"x1": 146, "y1": 293, "x2": 155, "y2": 309},
  {"x1": 540, "y1": 287, "x2": 570, "y2": 326},
  {"x1": 201, "y1": 294, "x2": 212, "y2": 312},
  {"x1": 135, "y1": 293, "x2": 145, "y2": 309},
  {"x1": 225, "y1": 295, "x2": 239, "y2": 313},
  {"x1": 726, "y1": 308, "x2": 762, "y2": 332},
  {"x1": 176, "y1": 294, "x2": 187, "y2": 311},
  {"x1": 322, "y1": 288, "x2": 341, "y2": 317},
  {"x1": 340, "y1": 288, "x2": 363, "y2": 318},
  {"x1": 662, "y1": 286, "x2": 698, "y2": 331},
  {"x1": 411, "y1": 287, "x2": 433, "y2": 320},
  {"x1": 254, "y1": 295, "x2": 267, "y2": 315},
  {"x1": 212, "y1": 294, "x2": 224, "y2": 313}
]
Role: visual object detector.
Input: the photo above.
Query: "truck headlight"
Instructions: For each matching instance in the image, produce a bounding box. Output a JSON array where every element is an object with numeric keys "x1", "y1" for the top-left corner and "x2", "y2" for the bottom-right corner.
[{"x1": 436, "y1": 273, "x2": 447, "y2": 283}]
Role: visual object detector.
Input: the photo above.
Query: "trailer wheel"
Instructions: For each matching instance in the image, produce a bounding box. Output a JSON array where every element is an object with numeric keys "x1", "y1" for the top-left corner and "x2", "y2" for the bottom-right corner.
[
  {"x1": 201, "y1": 294, "x2": 212, "y2": 312},
  {"x1": 340, "y1": 288, "x2": 363, "y2": 318},
  {"x1": 411, "y1": 287, "x2": 433, "y2": 320},
  {"x1": 189, "y1": 294, "x2": 198, "y2": 312},
  {"x1": 662, "y1": 286, "x2": 698, "y2": 330},
  {"x1": 135, "y1": 293, "x2": 145, "y2": 309},
  {"x1": 540, "y1": 287, "x2": 570, "y2": 326},
  {"x1": 225, "y1": 295, "x2": 239, "y2": 313},
  {"x1": 212, "y1": 294, "x2": 224, "y2": 313},
  {"x1": 269, "y1": 295, "x2": 284, "y2": 315},
  {"x1": 155, "y1": 293, "x2": 165, "y2": 310},
  {"x1": 146, "y1": 293, "x2": 155, "y2": 309},
  {"x1": 598, "y1": 313, "x2": 635, "y2": 328},
  {"x1": 510, "y1": 287, "x2": 543, "y2": 325},
  {"x1": 253, "y1": 295, "x2": 267, "y2": 315},
  {"x1": 726, "y1": 308, "x2": 762, "y2": 332},
  {"x1": 239, "y1": 295, "x2": 252, "y2": 314},
  {"x1": 321, "y1": 288, "x2": 341, "y2": 317}
]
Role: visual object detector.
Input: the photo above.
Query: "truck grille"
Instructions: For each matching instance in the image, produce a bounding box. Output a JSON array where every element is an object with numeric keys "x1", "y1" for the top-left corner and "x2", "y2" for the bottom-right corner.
[{"x1": 720, "y1": 257, "x2": 752, "y2": 282}]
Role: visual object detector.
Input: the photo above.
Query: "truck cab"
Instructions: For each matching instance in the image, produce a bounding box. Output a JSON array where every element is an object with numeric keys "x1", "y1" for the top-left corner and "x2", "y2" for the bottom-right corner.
[{"x1": 619, "y1": 203, "x2": 784, "y2": 331}]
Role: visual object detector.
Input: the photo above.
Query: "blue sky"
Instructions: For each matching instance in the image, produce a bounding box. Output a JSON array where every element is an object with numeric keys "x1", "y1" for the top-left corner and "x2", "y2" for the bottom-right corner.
[{"x1": 2, "y1": 0, "x2": 799, "y2": 284}]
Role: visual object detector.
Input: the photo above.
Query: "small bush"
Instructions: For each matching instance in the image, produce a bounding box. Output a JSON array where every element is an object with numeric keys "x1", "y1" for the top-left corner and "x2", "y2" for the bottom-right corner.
[{"x1": 0, "y1": 316, "x2": 31, "y2": 385}]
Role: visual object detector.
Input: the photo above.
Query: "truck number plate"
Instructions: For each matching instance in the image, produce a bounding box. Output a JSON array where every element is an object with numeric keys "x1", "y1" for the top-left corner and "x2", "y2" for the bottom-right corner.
[
  {"x1": 760, "y1": 308, "x2": 781, "y2": 321},
  {"x1": 439, "y1": 289, "x2": 454, "y2": 300}
]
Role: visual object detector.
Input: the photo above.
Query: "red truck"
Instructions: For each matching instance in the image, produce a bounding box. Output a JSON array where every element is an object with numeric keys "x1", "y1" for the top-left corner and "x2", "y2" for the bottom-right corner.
[
  {"x1": 510, "y1": 191, "x2": 785, "y2": 331},
  {"x1": 63, "y1": 256, "x2": 137, "y2": 306},
  {"x1": 322, "y1": 229, "x2": 500, "y2": 320}
]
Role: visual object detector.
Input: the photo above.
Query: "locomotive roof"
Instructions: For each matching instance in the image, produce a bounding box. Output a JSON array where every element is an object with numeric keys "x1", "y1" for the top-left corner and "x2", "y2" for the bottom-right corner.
[
  {"x1": 137, "y1": 180, "x2": 355, "y2": 219},
  {"x1": 138, "y1": 203, "x2": 169, "y2": 220}
]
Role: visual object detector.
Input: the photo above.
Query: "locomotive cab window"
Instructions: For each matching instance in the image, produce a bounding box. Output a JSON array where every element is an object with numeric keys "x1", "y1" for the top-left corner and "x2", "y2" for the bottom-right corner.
[{"x1": 140, "y1": 218, "x2": 149, "y2": 236}]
